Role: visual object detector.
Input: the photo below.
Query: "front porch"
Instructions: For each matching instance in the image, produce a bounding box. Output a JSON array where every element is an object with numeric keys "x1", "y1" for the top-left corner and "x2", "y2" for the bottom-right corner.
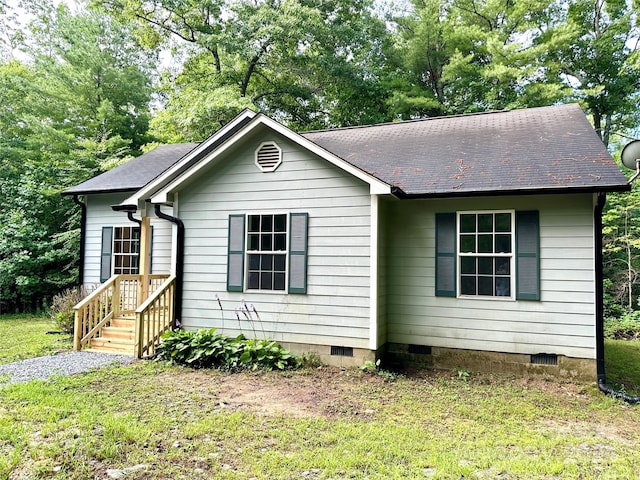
[{"x1": 73, "y1": 274, "x2": 176, "y2": 357}]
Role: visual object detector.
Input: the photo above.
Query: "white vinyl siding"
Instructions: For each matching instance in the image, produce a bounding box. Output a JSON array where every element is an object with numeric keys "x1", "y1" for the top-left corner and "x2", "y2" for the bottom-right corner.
[
  {"x1": 176, "y1": 126, "x2": 372, "y2": 348},
  {"x1": 83, "y1": 193, "x2": 174, "y2": 286},
  {"x1": 385, "y1": 194, "x2": 596, "y2": 359}
]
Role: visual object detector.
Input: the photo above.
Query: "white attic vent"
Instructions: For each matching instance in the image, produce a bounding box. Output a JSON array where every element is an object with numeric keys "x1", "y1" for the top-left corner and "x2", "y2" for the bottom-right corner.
[{"x1": 255, "y1": 142, "x2": 282, "y2": 172}]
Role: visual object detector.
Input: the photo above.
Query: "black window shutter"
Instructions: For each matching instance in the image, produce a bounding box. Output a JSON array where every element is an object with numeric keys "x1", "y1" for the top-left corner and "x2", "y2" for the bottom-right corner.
[
  {"x1": 516, "y1": 211, "x2": 540, "y2": 300},
  {"x1": 435, "y1": 213, "x2": 456, "y2": 297},
  {"x1": 289, "y1": 213, "x2": 308, "y2": 294},
  {"x1": 227, "y1": 215, "x2": 245, "y2": 292},
  {"x1": 100, "y1": 226, "x2": 113, "y2": 282}
]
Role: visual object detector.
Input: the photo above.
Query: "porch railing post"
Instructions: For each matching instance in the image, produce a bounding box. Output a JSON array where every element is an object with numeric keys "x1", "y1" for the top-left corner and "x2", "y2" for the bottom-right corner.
[
  {"x1": 73, "y1": 309, "x2": 82, "y2": 351},
  {"x1": 113, "y1": 277, "x2": 121, "y2": 318}
]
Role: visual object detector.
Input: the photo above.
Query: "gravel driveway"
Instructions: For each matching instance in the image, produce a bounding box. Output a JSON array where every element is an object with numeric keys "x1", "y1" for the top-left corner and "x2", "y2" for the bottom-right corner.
[{"x1": 0, "y1": 351, "x2": 135, "y2": 385}]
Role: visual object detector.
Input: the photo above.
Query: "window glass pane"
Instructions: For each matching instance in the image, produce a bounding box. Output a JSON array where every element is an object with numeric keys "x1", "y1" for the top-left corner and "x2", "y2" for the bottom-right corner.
[
  {"x1": 495, "y1": 213, "x2": 511, "y2": 232},
  {"x1": 261, "y1": 272, "x2": 272, "y2": 290},
  {"x1": 261, "y1": 254, "x2": 273, "y2": 270},
  {"x1": 478, "y1": 276, "x2": 493, "y2": 295},
  {"x1": 122, "y1": 242, "x2": 130, "y2": 254},
  {"x1": 249, "y1": 215, "x2": 260, "y2": 232},
  {"x1": 274, "y1": 214, "x2": 286, "y2": 232},
  {"x1": 478, "y1": 257, "x2": 493, "y2": 275},
  {"x1": 495, "y1": 277, "x2": 510, "y2": 296},
  {"x1": 478, "y1": 214, "x2": 493, "y2": 232},
  {"x1": 248, "y1": 234, "x2": 259, "y2": 251},
  {"x1": 261, "y1": 215, "x2": 273, "y2": 232},
  {"x1": 274, "y1": 272, "x2": 285, "y2": 290},
  {"x1": 495, "y1": 257, "x2": 510, "y2": 275},
  {"x1": 261, "y1": 234, "x2": 272, "y2": 251},
  {"x1": 274, "y1": 233, "x2": 286, "y2": 251},
  {"x1": 461, "y1": 276, "x2": 476, "y2": 295},
  {"x1": 274, "y1": 254, "x2": 286, "y2": 272},
  {"x1": 460, "y1": 235, "x2": 476, "y2": 253},
  {"x1": 478, "y1": 234, "x2": 493, "y2": 253},
  {"x1": 248, "y1": 272, "x2": 259, "y2": 289},
  {"x1": 460, "y1": 214, "x2": 476, "y2": 233},
  {"x1": 249, "y1": 254, "x2": 260, "y2": 270},
  {"x1": 460, "y1": 256, "x2": 476, "y2": 274},
  {"x1": 495, "y1": 234, "x2": 511, "y2": 253}
]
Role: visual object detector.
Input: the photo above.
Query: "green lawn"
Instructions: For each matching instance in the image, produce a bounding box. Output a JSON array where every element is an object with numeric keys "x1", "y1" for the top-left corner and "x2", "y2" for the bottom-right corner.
[
  {"x1": 0, "y1": 315, "x2": 72, "y2": 365},
  {"x1": 0, "y1": 315, "x2": 639, "y2": 479}
]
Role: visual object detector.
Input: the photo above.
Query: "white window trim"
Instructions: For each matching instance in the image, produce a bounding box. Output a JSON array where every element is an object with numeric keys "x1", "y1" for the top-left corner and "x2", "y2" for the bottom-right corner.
[
  {"x1": 112, "y1": 225, "x2": 141, "y2": 276},
  {"x1": 244, "y1": 212, "x2": 289, "y2": 293},
  {"x1": 456, "y1": 210, "x2": 515, "y2": 300}
]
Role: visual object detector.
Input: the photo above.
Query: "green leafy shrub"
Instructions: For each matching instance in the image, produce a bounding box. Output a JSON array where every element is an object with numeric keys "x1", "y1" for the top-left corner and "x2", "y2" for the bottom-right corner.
[
  {"x1": 49, "y1": 286, "x2": 89, "y2": 334},
  {"x1": 157, "y1": 328, "x2": 299, "y2": 371},
  {"x1": 604, "y1": 311, "x2": 640, "y2": 340}
]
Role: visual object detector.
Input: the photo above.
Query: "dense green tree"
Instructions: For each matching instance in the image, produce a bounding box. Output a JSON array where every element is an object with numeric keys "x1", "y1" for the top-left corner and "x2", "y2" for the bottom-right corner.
[
  {"x1": 95, "y1": 0, "x2": 392, "y2": 140},
  {"x1": 389, "y1": 0, "x2": 568, "y2": 118},
  {"x1": 0, "y1": 4, "x2": 156, "y2": 312},
  {"x1": 541, "y1": 0, "x2": 640, "y2": 146}
]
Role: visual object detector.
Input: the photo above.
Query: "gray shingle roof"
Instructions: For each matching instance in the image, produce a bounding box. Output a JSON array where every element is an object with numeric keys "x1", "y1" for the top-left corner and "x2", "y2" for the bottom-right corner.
[
  {"x1": 65, "y1": 104, "x2": 628, "y2": 198},
  {"x1": 63, "y1": 143, "x2": 199, "y2": 195},
  {"x1": 302, "y1": 103, "x2": 628, "y2": 196}
]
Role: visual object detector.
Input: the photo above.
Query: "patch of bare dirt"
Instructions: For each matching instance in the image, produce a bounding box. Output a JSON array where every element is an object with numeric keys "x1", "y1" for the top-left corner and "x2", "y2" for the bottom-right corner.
[{"x1": 150, "y1": 366, "x2": 383, "y2": 418}]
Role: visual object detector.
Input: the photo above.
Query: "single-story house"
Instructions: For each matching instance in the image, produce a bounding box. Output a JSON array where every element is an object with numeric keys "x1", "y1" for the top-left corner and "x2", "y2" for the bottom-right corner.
[{"x1": 64, "y1": 103, "x2": 630, "y2": 380}]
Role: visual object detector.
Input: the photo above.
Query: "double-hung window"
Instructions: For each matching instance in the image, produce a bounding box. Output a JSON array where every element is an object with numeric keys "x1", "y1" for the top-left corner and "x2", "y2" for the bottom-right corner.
[
  {"x1": 227, "y1": 212, "x2": 308, "y2": 293},
  {"x1": 458, "y1": 211, "x2": 513, "y2": 298},
  {"x1": 113, "y1": 226, "x2": 141, "y2": 275},
  {"x1": 436, "y1": 210, "x2": 539, "y2": 300},
  {"x1": 247, "y1": 214, "x2": 287, "y2": 291}
]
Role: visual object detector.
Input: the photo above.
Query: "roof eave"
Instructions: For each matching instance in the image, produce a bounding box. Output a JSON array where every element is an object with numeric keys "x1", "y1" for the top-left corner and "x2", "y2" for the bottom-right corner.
[
  {"x1": 62, "y1": 187, "x2": 139, "y2": 196},
  {"x1": 390, "y1": 183, "x2": 631, "y2": 199}
]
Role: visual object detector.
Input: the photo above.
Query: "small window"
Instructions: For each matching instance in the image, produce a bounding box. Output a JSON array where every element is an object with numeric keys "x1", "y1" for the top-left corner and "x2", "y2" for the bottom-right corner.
[
  {"x1": 247, "y1": 214, "x2": 287, "y2": 291},
  {"x1": 113, "y1": 226, "x2": 140, "y2": 275},
  {"x1": 458, "y1": 211, "x2": 514, "y2": 298},
  {"x1": 255, "y1": 142, "x2": 282, "y2": 172}
]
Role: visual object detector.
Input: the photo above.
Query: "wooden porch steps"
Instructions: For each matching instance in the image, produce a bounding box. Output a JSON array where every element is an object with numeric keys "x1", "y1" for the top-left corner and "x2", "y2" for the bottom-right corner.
[{"x1": 89, "y1": 316, "x2": 136, "y2": 355}]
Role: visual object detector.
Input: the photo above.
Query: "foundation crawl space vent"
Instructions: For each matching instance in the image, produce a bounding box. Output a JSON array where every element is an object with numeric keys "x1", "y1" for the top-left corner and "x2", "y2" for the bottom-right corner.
[
  {"x1": 330, "y1": 346, "x2": 353, "y2": 357},
  {"x1": 408, "y1": 344, "x2": 432, "y2": 355},
  {"x1": 530, "y1": 353, "x2": 558, "y2": 365}
]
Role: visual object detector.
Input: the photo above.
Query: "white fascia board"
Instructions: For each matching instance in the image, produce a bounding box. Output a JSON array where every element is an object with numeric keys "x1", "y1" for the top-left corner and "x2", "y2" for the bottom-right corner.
[
  {"x1": 118, "y1": 109, "x2": 259, "y2": 211},
  {"x1": 151, "y1": 114, "x2": 391, "y2": 203}
]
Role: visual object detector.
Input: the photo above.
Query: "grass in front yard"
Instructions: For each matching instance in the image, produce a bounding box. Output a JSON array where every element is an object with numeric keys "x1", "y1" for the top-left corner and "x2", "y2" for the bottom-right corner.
[
  {"x1": 0, "y1": 316, "x2": 639, "y2": 479},
  {"x1": 0, "y1": 315, "x2": 71, "y2": 365},
  {"x1": 1, "y1": 361, "x2": 640, "y2": 479},
  {"x1": 605, "y1": 338, "x2": 640, "y2": 396}
]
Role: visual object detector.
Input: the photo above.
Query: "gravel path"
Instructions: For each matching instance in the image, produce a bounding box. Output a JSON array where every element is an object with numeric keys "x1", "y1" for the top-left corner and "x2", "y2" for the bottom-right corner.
[{"x1": 0, "y1": 351, "x2": 135, "y2": 385}]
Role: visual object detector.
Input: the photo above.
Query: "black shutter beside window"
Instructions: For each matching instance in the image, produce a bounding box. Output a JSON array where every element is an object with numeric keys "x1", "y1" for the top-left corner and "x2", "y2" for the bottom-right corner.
[
  {"x1": 100, "y1": 227, "x2": 113, "y2": 282},
  {"x1": 227, "y1": 215, "x2": 245, "y2": 292},
  {"x1": 435, "y1": 213, "x2": 456, "y2": 297},
  {"x1": 516, "y1": 210, "x2": 540, "y2": 300}
]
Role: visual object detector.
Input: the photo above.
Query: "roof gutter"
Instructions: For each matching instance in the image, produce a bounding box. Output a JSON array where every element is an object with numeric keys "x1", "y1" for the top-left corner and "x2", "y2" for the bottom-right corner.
[
  {"x1": 154, "y1": 204, "x2": 184, "y2": 327},
  {"x1": 390, "y1": 185, "x2": 631, "y2": 200},
  {"x1": 71, "y1": 195, "x2": 86, "y2": 286},
  {"x1": 594, "y1": 192, "x2": 640, "y2": 404}
]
